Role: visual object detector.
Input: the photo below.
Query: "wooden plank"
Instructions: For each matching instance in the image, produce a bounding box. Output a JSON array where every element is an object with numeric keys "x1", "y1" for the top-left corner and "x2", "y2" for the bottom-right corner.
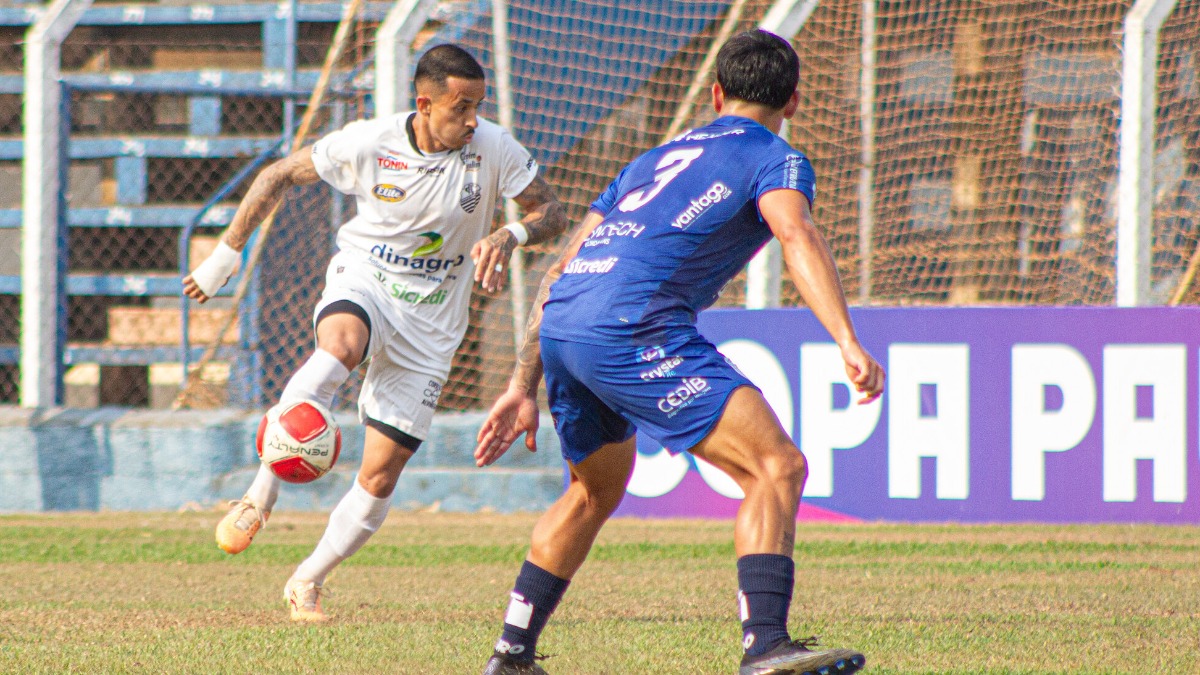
[{"x1": 107, "y1": 306, "x2": 239, "y2": 345}]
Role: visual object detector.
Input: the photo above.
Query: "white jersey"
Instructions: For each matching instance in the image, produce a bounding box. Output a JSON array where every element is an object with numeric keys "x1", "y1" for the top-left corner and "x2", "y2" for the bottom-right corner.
[{"x1": 310, "y1": 113, "x2": 537, "y2": 370}]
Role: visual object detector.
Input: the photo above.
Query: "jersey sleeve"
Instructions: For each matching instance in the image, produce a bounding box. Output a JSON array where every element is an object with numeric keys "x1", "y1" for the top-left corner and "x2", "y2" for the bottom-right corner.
[
  {"x1": 589, "y1": 165, "x2": 630, "y2": 215},
  {"x1": 496, "y1": 129, "x2": 538, "y2": 199},
  {"x1": 755, "y1": 148, "x2": 817, "y2": 207},
  {"x1": 310, "y1": 119, "x2": 373, "y2": 195}
]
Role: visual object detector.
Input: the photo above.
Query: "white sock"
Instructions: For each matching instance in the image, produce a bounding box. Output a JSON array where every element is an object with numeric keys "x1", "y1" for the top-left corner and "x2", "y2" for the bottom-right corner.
[
  {"x1": 293, "y1": 480, "x2": 391, "y2": 584},
  {"x1": 246, "y1": 349, "x2": 352, "y2": 512},
  {"x1": 280, "y1": 348, "x2": 352, "y2": 407}
]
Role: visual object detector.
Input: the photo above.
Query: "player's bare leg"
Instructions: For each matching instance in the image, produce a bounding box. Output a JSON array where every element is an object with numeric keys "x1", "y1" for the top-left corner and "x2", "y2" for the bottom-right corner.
[
  {"x1": 484, "y1": 438, "x2": 635, "y2": 674},
  {"x1": 690, "y1": 386, "x2": 865, "y2": 675},
  {"x1": 287, "y1": 426, "x2": 414, "y2": 621},
  {"x1": 216, "y1": 311, "x2": 365, "y2": 555}
]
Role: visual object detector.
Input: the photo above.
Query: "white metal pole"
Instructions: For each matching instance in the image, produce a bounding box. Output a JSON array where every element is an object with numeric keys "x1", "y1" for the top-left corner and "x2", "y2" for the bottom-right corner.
[
  {"x1": 374, "y1": 0, "x2": 437, "y2": 117},
  {"x1": 858, "y1": 0, "x2": 876, "y2": 304},
  {"x1": 21, "y1": 0, "x2": 92, "y2": 408},
  {"x1": 1117, "y1": 0, "x2": 1179, "y2": 306},
  {"x1": 491, "y1": 0, "x2": 528, "y2": 351},
  {"x1": 745, "y1": 0, "x2": 820, "y2": 309}
]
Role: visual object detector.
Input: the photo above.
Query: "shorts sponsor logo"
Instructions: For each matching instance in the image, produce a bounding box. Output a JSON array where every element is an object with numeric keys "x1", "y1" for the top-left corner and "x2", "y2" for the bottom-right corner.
[
  {"x1": 656, "y1": 376, "x2": 711, "y2": 417},
  {"x1": 460, "y1": 183, "x2": 482, "y2": 213},
  {"x1": 670, "y1": 181, "x2": 732, "y2": 230},
  {"x1": 422, "y1": 380, "x2": 442, "y2": 410},
  {"x1": 640, "y1": 355, "x2": 684, "y2": 380},
  {"x1": 370, "y1": 242, "x2": 464, "y2": 274},
  {"x1": 372, "y1": 184, "x2": 407, "y2": 202},
  {"x1": 376, "y1": 155, "x2": 408, "y2": 172},
  {"x1": 563, "y1": 256, "x2": 617, "y2": 274},
  {"x1": 640, "y1": 345, "x2": 665, "y2": 362}
]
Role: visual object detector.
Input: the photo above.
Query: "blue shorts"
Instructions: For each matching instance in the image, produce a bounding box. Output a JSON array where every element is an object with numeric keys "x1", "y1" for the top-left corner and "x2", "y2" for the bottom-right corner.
[{"x1": 541, "y1": 333, "x2": 758, "y2": 465}]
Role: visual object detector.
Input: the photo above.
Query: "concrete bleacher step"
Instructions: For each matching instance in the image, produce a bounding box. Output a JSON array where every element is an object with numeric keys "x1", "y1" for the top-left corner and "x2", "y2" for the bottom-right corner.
[{"x1": 107, "y1": 306, "x2": 239, "y2": 346}]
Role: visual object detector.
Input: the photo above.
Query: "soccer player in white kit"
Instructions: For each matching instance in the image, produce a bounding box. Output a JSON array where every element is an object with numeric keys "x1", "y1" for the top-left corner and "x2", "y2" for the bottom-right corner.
[{"x1": 183, "y1": 44, "x2": 566, "y2": 621}]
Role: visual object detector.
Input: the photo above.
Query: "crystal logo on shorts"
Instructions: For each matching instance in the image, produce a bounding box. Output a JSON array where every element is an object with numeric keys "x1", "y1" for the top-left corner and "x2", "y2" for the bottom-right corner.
[
  {"x1": 656, "y1": 376, "x2": 711, "y2": 417},
  {"x1": 670, "y1": 181, "x2": 732, "y2": 230},
  {"x1": 372, "y1": 184, "x2": 407, "y2": 202},
  {"x1": 640, "y1": 355, "x2": 684, "y2": 381},
  {"x1": 564, "y1": 256, "x2": 618, "y2": 274}
]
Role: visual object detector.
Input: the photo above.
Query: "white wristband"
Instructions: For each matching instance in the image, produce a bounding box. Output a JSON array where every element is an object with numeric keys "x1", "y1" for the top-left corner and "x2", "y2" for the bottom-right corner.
[
  {"x1": 502, "y1": 222, "x2": 529, "y2": 246},
  {"x1": 191, "y1": 240, "x2": 241, "y2": 297}
]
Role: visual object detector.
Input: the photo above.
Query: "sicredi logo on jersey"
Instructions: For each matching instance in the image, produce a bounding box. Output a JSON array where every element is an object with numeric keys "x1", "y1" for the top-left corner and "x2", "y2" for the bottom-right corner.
[{"x1": 372, "y1": 184, "x2": 407, "y2": 202}]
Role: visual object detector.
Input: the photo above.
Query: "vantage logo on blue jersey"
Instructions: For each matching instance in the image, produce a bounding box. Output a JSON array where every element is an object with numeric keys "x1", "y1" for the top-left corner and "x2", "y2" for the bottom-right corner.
[{"x1": 671, "y1": 181, "x2": 732, "y2": 230}]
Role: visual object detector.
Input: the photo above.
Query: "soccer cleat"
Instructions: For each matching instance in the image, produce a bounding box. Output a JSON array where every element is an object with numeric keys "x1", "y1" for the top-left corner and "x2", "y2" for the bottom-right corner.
[
  {"x1": 284, "y1": 577, "x2": 329, "y2": 622},
  {"x1": 215, "y1": 497, "x2": 269, "y2": 554},
  {"x1": 482, "y1": 652, "x2": 549, "y2": 675},
  {"x1": 739, "y1": 637, "x2": 865, "y2": 675}
]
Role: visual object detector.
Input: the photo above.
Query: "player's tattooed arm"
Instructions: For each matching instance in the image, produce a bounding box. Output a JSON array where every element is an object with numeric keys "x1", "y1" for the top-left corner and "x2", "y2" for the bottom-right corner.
[
  {"x1": 473, "y1": 175, "x2": 567, "y2": 292},
  {"x1": 221, "y1": 145, "x2": 322, "y2": 250},
  {"x1": 509, "y1": 209, "x2": 605, "y2": 394}
]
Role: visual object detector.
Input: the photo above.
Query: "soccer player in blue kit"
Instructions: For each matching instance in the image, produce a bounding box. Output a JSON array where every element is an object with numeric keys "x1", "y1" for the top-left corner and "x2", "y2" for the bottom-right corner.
[{"x1": 474, "y1": 29, "x2": 885, "y2": 675}]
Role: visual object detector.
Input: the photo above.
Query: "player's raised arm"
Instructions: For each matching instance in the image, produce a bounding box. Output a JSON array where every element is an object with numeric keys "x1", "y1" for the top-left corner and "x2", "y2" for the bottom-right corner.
[
  {"x1": 758, "y1": 189, "x2": 885, "y2": 403},
  {"x1": 472, "y1": 174, "x2": 568, "y2": 292},
  {"x1": 182, "y1": 145, "x2": 323, "y2": 303},
  {"x1": 473, "y1": 209, "x2": 603, "y2": 467}
]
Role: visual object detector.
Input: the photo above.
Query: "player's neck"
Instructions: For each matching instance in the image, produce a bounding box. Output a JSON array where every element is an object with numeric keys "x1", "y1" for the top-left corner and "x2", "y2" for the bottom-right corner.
[
  {"x1": 715, "y1": 102, "x2": 785, "y2": 135},
  {"x1": 410, "y1": 114, "x2": 449, "y2": 154}
]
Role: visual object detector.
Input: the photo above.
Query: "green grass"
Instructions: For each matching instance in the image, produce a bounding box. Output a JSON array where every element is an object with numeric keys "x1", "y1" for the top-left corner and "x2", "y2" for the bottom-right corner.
[{"x1": 1, "y1": 512, "x2": 1198, "y2": 674}]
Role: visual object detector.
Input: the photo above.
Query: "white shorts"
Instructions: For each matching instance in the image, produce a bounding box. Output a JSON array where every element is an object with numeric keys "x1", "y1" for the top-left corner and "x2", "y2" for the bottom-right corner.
[{"x1": 314, "y1": 254, "x2": 448, "y2": 440}]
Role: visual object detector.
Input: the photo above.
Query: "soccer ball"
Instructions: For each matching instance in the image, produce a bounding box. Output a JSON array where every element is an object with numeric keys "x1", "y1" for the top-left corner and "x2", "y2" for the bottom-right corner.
[{"x1": 256, "y1": 400, "x2": 342, "y2": 484}]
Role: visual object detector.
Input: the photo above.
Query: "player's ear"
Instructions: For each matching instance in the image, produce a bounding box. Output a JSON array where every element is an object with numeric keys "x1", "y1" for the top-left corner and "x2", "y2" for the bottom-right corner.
[
  {"x1": 415, "y1": 93, "x2": 433, "y2": 116},
  {"x1": 783, "y1": 88, "x2": 800, "y2": 119},
  {"x1": 711, "y1": 82, "x2": 725, "y2": 113}
]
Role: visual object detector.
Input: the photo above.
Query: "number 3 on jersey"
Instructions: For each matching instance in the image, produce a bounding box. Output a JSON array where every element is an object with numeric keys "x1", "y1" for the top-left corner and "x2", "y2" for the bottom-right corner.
[{"x1": 617, "y1": 147, "x2": 704, "y2": 213}]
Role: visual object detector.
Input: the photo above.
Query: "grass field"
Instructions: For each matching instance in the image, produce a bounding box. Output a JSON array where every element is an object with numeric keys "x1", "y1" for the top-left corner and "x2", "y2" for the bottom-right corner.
[{"x1": 1, "y1": 511, "x2": 1198, "y2": 674}]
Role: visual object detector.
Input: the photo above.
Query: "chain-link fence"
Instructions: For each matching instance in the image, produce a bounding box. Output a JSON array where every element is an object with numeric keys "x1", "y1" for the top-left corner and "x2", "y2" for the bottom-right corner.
[{"x1": 6, "y1": 0, "x2": 1200, "y2": 409}]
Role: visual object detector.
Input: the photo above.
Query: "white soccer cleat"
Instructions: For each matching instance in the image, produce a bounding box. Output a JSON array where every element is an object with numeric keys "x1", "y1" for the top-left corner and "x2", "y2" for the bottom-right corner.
[
  {"x1": 215, "y1": 497, "x2": 269, "y2": 555},
  {"x1": 284, "y1": 577, "x2": 329, "y2": 622}
]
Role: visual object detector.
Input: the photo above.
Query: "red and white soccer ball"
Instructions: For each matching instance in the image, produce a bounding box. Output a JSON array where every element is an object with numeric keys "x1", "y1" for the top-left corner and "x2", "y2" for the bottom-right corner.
[{"x1": 256, "y1": 400, "x2": 342, "y2": 484}]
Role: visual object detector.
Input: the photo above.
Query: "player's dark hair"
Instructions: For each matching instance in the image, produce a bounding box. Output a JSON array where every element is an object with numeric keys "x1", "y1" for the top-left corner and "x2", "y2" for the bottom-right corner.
[
  {"x1": 414, "y1": 44, "x2": 486, "y2": 90},
  {"x1": 715, "y1": 29, "x2": 799, "y2": 110}
]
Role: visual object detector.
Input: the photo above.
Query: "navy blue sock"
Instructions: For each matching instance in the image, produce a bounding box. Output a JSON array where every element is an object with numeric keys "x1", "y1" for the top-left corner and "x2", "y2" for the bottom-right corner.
[
  {"x1": 738, "y1": 553, "x2": 795, "y2": 656},
  {"x1": 495, "y1": 561, "x2": 570, "y2": 662}
]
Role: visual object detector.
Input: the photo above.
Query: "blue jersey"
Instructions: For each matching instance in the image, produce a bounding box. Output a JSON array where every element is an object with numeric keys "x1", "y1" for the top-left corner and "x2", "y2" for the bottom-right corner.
[{"x1": 540, "y1": 115, "x2": 816, "y2": 346}]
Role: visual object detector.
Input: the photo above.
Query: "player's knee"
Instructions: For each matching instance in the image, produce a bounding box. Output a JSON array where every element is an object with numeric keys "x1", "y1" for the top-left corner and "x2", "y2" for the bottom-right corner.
[
  {"x1": 357, "y1": 470, "x2": 399, "y2": 499},
  {"x1": 318, "y1": 341, "x2": 362, "y2": 371},
  {"x1": 761, "y1": 446, "x2": 807, "y2": 492}
]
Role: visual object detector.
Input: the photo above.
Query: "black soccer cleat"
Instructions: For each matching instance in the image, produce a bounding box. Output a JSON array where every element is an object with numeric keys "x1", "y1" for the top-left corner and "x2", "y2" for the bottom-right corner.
[
  {"x1": 482, "y1": 652, "x2": 549, "y2": 675},
  {"x1": 739, "y1": 637, "x2": 866, "y2": 675}
]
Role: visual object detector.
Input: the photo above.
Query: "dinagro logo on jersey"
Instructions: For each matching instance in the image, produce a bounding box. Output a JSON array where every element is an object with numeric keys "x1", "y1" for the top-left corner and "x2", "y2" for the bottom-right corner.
[
  {"x1": 671, "y1": 181, "x2": 732, "y2": 230},
  {"x1": 564, "y1": 256, "x2": 618, "y2": 274},
  {"x1": 372, "y1": 184, "x2": 407, "y2": 202},
  {"x1": 657, "y1": 376, "x2": 711, "y2": 417},
  {"x1": 370, "y1": 238, "x2": 464, "y2": 274}
]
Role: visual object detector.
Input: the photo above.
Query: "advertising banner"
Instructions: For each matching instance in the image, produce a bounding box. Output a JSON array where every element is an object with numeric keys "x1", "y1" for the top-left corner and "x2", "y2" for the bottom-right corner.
[{"x1": 615, "y1": 307, "x2": 1200, "y2": 524}]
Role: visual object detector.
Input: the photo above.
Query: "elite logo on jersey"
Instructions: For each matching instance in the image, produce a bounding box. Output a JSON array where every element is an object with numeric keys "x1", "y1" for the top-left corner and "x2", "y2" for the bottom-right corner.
[
  {"x1": 372, "y1": 184, "x2": 407, "y2": 202},
  {"x1": 460, "y1": 183, "x2": 481, "y2": 213},
  {"x1": 376, "y1": 154, "x2": 408, "y2": 172}
]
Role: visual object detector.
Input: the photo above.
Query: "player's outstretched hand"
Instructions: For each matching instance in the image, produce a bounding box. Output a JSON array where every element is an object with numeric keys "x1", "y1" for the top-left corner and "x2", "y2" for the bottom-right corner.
[
  {"x1": 182, "y1": 241, "x2": 241, "y2": 304},
  {"x1": 842, "y1": 341, "x2": 885, "y2": 404},
  {"x1": 474, "y1": 386, "x2": 539, "y2": 467},
  {"x1": 471, "y1": 228, "x2": 519, "y2": 293}
]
